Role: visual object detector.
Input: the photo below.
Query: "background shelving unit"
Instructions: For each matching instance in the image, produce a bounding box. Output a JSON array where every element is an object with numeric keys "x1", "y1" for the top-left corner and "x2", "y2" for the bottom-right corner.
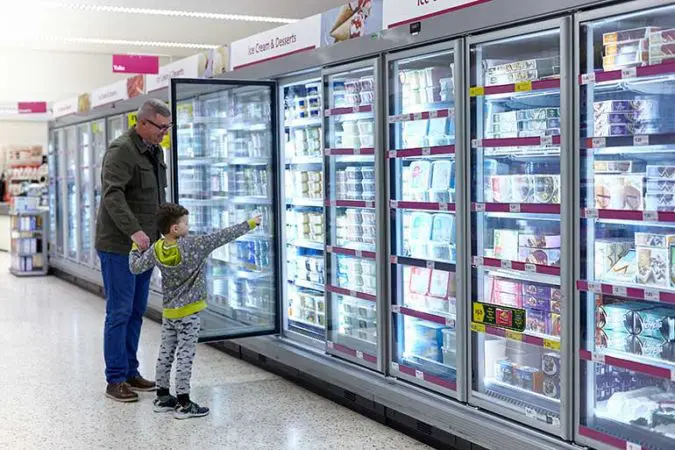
[{"x1": 10, "y1": 209, "x2": 48, "y2": 277}]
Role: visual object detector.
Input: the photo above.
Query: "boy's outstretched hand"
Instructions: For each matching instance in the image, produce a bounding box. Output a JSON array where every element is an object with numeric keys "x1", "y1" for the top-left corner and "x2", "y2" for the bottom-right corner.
[{"x1": 252, "y1": 215, "x2": 262, "y2": 226}]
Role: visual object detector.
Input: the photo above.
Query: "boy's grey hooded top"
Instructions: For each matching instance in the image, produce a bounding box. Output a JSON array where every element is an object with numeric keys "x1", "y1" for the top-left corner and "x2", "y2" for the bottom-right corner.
[{"x1": 129, "y1": 221, "x2": 252, "y2": 319}]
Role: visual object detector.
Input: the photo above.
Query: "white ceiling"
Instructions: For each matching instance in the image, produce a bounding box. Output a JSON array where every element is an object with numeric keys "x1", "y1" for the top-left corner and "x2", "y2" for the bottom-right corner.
[{"x1": 0, "y1": 0, "x2": 347, "y2": 58}]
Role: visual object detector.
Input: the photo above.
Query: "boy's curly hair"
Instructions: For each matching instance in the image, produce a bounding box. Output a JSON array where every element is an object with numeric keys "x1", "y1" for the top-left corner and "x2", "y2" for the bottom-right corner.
[{"x1": 156, "y1": 203, "x2": 189, "y2": 235}]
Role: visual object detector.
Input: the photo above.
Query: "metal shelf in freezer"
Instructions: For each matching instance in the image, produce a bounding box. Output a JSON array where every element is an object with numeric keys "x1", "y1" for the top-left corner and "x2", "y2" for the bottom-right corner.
[
  {"x1": 579, "y1": 61, "x2": 675, "y2": 85},
  {"x1": 327, "y1": 340, "x2": 377, "y2": 364},
  {"x1": 576, "y1": 280, "x2": 675, "y2": 306},
  {"x1": 388, "y1": 145, "x2": 455, "y2": 159},
  {"x1": 473, "y1": 256, "x2": 561, "y2": 277},
  {"x1": 579, "y1": 349, "x2": 675, "y2": 383}
]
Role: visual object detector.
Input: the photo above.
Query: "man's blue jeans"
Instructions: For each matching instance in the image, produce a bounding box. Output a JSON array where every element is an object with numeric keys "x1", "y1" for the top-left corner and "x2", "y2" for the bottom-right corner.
[{"x1": 98, "y1": 250, "x2": 153, "y2": 384}]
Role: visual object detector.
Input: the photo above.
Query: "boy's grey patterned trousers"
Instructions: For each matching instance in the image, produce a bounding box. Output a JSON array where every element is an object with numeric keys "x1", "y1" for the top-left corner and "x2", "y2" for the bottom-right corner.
[{"x1": 155, "y1": 314, "x2": 200, "y2": 395}]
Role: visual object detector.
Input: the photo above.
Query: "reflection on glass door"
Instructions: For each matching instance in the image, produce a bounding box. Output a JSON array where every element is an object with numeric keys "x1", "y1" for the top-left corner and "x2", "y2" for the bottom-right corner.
[
  {"x1": 49, "y1": 130, "x2": 61, "y2": 257},
  {"x1": 577, "y1": 2, "x2": 675, "y2": 449},
  {"x1": 78, "y1": 124, "x2": 93, "y2": 266},
  {"x1": 324, "y1": 60, "x2": 381, "y2": 370},
  {"x1": 172, "y1": 78, "x2": 278, "y2": 341},
  {"x1": 65, "y1": 126, "x2": 79, "y2": 261},
  {"x1": 388, "y1": 43, "x2": 461, "y2": 396},
  {"x1": 469, "y1": 19, "x2": 569, "y2": 436},
  {"x1": 280, "y1": 75, "x2": 326, "y2": 344}
]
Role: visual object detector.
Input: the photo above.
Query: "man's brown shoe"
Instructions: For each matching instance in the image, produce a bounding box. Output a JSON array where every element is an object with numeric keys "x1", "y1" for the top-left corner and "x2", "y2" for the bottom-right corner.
[
  {"x1": 106, "y1": 382, "x2": 139, "y2": 402},
  {"x1": 127, "y1": 376, "x2": 157, "y2": 392}
]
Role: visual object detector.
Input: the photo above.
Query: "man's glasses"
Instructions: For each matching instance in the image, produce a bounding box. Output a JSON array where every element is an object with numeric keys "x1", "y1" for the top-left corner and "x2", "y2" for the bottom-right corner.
[{"x1": 145, "y1": 118, "x2": 173, "y2": 132}]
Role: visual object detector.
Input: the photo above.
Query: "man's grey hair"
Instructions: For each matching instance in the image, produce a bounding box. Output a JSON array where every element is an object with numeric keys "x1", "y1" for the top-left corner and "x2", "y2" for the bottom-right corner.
[{"x1": 137, "y1": 99, "x2": 171, "y2": 121}]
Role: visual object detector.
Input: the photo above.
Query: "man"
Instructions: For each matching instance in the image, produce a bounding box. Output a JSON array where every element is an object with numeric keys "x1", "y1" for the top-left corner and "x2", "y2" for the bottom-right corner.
[{"x1": 95, "y1": 99, "x2": 171, "y2": 402}]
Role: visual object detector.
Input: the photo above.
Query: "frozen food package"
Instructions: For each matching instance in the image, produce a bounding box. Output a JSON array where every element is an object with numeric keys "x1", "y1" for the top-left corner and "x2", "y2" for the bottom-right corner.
[
  {"x1": 650, "y1": 28, "x2": 675, "y2": 45},
  {"x1": 409, "y1": 160, "x2": 432, "y2": 191},
  {"x1": 493, "y1": 229, "x2": 519, "y2": 261},
  {"x1": 490, "y1": 176, "x2": 512, "y2": 203},
  {"x1": 511, "y1": 175, "x2": 534, "y2": 203},
  {"x1": 646, "y1": 179, "x2": 675, "y2": 194},
  {"x1": 598, "y1": 302, "x2": 652, "y2": 333},
  {"x1": 595, "y1": 122, "x2": 655, "y2": 137},
  {"x1": 637, "y1": 246, "x2": 670, "y2": 287},
  {"x1": 409, "y1": 212, "x2": 433, "y2": 257},
  {"x1": 645, "y1": 193, "x2": 675, "y2": 212},
  {"x1": 541, "y1": 352, "x2": 561, "y2": 377},
  {"x1": 543, "y1": 375, "x2": 561, "y2": 400},
  {"x1": 496, "y1": 360, "x2": 518, "y2": 385},
  {"x1": 430, "y1": 160, "x2": 455, "y2": 191},
  {"x1": 604, "y1": 39, "x2": 648, "y2": 56},
  {"x1": 519, "y1": 248, "x2": 561, "y2": 266},
  {"x1": 402, "y1": 120, "x2": 429, "y2": 148},
  {"x1": 526, "y1": 308, "x2": 548, "y2": 334},
  {"x1": 593, "y1": 99, "x2": 656, "y2": 115},
  {"x1": 486, "y1": 56, "x2": 560, "y2": 76},
  {"x1": 408, "y1": 267, "x2": 431, "y2": 295},
  {"x1": 601, "y1": 331, "x2": 667, "y2": 361},
  {"x1": 534, "y1": 175, "x2": 560, "y2": 204},
  {"x1": 593, "y1": 109, "x2": 658, "y2": 125},
  {"x1": 594, "y1": 160, "x2": 633, "y2": 174},
  {"x1": 430, "y1": 213, "x2": 455, "y2": 243},
  {"x1": 518, "y1": 234, "x2": 561, "y2": 249},
  {"x1": 602, "y1": 52, "x2": 649, "y2": 71},
  {"x1": 634, "y1": 233, "x2": 675, "y2": 249},
  {"x1": 633, "y1": 307, "x2": 675, "y2": 341},
  {"x1": 595, "y1": 239, "x2": 633, "y2": 280},
  {"x1": 487, "y1": 68, "x2": 559, "y2": 86},
  {"x1": 649, "y1": 42, "x2": 675, "y2": 65},
  {"x1": 603, "y1": 27, "x2": 662, "y2": 45},
  {"x1": 515, "y1": 366, "x2": 544, "y2": 393},
  {"x1": 647, "y1": 165, "x2": 675, "y2": 180},
  {"x1": 604, "y1": 251, "x2": 638, "y2": 284}
]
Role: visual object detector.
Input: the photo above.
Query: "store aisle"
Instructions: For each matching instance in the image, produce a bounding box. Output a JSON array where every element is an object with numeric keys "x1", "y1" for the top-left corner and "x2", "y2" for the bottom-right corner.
[{"x1": 0, "y1": 253, "x2": 428, "y2": 450}]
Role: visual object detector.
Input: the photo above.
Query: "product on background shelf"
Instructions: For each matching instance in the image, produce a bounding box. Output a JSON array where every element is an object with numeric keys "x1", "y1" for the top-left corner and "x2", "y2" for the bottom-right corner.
[
  {"x1": 594, "y1": 174, "x2": 645, "y2": 210},
  {"x1": 603, "y1": 250, "x2": 638, "y2": 284},
  {"x1": 398, "y1": 64, "x2": 454, "y2": 111},
  {"x1": 595, "y1": 239, "x2": 633, "y2": 280}
]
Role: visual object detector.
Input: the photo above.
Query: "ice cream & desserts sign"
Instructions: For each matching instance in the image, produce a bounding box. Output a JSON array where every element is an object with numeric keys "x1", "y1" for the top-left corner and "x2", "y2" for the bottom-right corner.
[{"x1": 229, "y1": 15, "x2": 322, "y2": 70}]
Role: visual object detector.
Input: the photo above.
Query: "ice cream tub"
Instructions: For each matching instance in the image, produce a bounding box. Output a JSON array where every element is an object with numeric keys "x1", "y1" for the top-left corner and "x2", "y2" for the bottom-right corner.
[{"x1": 519, "y1": 248, "x2": 561, "y2": 266}]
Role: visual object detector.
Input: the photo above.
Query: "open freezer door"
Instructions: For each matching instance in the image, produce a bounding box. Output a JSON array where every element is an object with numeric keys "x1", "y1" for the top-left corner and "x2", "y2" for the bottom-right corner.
[{"x1": 170, "y1": 78, "x2": 279, "y2": 342}]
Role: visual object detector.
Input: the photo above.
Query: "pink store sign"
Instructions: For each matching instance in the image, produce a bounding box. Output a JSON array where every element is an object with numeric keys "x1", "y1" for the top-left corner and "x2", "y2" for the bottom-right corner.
[
  {"x1": 112, "y1": 54, "x2": 160, "y2": 75},
  {"x1": 17, "y1": 102, "x2": 47, "y2": 114}
]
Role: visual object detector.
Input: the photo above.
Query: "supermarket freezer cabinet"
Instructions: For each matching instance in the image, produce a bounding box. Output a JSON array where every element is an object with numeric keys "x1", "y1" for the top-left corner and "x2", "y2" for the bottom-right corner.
[
  {"x1": 64, "y1": 126, "x2": 79, "y2": 263},
  {"x1": 386, "y1": 40, "x2": 467, "y2": 399},
  {"x1": 576, "y1": 1, "x2": 675, "y2": 449},
  {"x1": 170, "y1": 78, "x2": 281, "y2": 342},
  {"x1": 322, "y1": 59, "x2": 386, "y2": 372},
  {"x1": 468, "y1": 17, "x2": 574, "y2": 438}
]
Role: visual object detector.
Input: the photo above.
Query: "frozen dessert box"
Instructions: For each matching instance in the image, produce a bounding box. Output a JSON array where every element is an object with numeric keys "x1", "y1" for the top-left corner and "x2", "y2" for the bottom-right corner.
[
  {"x1": 594, "y1": 174, "x2": 645, "y2": 210},
  {"x1": 486, "y1": 67, "x2": 559, "y2": 86},
  {"x1": 408, "y1": 267, "x2": 431, "y2": 295},
  {"x1": 519, "y1": 248, "x2": 561, "y2": 266},
  {"x1": 494, "y1": 229, "x2": 519, "y2": 260},
  {"x1": 650, "y1": 28, "x2": 675, "y2": 45},
  {"x1": 645, "y1": 193, "x2": 675, "y2": 212},
  {"x1": 635, "y1": 232, "x2": 675, "y2": 249},
  {"x1": 496, "y1": 360, "x2": 518, "y2": 385},
  {"x1": 515, "y1": 366, "x2": 544, "y2": 393},
  {"x1": 632, "y1": 307, "x2": 675, "y2": 341},
  {"x1": 542, "y1": 352, "x2": 561, "y2": 376},
  {"x1": 603, "y1": 52, "x2": 649, "y2": 71},
  {"x1": 598, "y1": 302, "x2": 654, "y2": 332},
  {"x1": 601, "y1": 331, "x2": 666, "y2": 360},
  {"x1": 511, "y1": 175, "x2": 535, "y2": 203},
  {"x1": 486, "y1": 56, "x2": 560, "y2": 76},
  {"x1": 543, "y1": 375, "x2": 560, "y2": 399},
  {"x1": 604, "y1": 39, "x2": 649, "y2": 57},
  {"x1": 594, "y1": 122, "x2": 655, "y2": 137},
  {"x1": 593, "y1": 110, "x2": 657, "y2": 125},
  {"x1": 428, "y1": 270, "x2": 455, "y2": 300},
  {"x1": 489, "y1": 176, "x2": 512, "y2": 203},
  {"x1": 646, "y1": 179, "x2": 675, "y2": 194},
  {"x1": 649, "y1": 42, "x2": 675, "y2": 65},
  {"x1": 637, "y1": 246, "x2": 670, "y2": 287},
  {"x1": 593, "y1": 99, "x2": 656, "y2": 115},
  {"x1": 647, "y1": 165, "x2": 675, "y2": 180},
  {"x1": 603, "y1": 27, "x2": 662, "y2": 45},
  {"x1": 526, "y1": 308, "x2": 547, "y2": 334},
  {"x1": 534, "y1": 175, "x2": 560, "y2": 204},
  {"x1": 595, "y1": 239, "x2": 633, "y2": 281},
  {"x1": 518, "y1": 234, "x2": 560, "y2": 249}
]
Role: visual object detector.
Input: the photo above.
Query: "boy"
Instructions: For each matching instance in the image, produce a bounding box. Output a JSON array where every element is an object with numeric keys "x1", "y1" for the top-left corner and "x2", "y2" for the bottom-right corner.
[{"x1": 129, "y1": 203, "x2": 260, "y2": 419}]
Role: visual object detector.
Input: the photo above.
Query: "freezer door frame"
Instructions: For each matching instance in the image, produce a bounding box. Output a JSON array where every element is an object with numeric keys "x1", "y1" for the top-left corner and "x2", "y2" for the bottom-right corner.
[
  {"x1": 384, "y1": 39, "x2": 468, "y2": 401},
  {"x1": 465, "y1": 15, "x2": 574, "y2": 439},
  {"x1": 573, "y1": 0, "x2": 675, "y2": 448},
  {"x1": 90, "y1": 118, "x2": 106, "y2": 268},
  {"x1": 169, "y1": 77, "x2": 282, "y2": 343},
  {"x1": 77, "y1": 122, "x2": 94, "y2": 267},
  {"x1": 64, "y1": 125, "x2": 80, "y2": 263},
  {"x1": 321, "y1": 57, "x2": 385, "y2": 372},
  {"x1": 277, "y1": 70, "x2": 327, "y2": 350}
]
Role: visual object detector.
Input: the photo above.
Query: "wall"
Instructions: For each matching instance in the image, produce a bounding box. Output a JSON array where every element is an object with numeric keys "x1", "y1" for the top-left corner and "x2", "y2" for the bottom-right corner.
[
  {"x1": 0, "y1": 48, "x2": 173, "y2": 103},
  {"x1": 0, "y1": 120, "x2": 49, "y2": 174}
]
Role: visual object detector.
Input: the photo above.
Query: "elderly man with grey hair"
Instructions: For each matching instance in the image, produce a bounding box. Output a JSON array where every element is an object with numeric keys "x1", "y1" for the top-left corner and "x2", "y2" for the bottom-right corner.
[{"x1": 95, "y1": 99, "x2": 171, "y2": 402}]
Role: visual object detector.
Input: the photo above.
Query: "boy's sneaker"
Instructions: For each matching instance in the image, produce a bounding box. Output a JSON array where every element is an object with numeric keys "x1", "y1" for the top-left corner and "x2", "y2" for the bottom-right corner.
[
  {"x1": 153, "y1": 395, "x2": 178, "y2": 413},
  {"x1": 174, "y1": 401, "x2": 210, "y2": 420}
]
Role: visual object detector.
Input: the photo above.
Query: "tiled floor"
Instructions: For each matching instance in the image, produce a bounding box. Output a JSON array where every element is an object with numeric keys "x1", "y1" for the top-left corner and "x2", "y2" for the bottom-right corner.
[{"x1": 0, "y1": 253, "x2": 428, "y2": 449}]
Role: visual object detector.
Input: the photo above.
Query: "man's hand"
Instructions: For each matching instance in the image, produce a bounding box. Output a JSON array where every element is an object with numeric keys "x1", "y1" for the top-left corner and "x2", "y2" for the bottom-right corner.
[{"x1": 131, "y1": 230, "x2": 150, "y2": 251}]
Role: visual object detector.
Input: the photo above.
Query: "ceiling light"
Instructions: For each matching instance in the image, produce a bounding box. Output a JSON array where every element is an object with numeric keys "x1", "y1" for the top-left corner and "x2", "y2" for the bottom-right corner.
[
  {"x1": 36, "y1": 1, "x2": 298, "y2": 24},
  {"x1": 3, "y1": 34, "x2": 220, "y2": 49}
]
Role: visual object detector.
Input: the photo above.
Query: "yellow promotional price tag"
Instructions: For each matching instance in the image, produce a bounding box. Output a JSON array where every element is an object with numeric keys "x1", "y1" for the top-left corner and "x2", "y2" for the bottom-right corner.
[
  {"x1": 471, "y1": 322, "x2": 486, "y2": 334},
  {"x1": 473, "y1": 302, "x2": 486, "y2": 323},
  {"x1": 127, "y1": 112, "x2": 138, "y2": 129},
  {"x1": 514, "y1": 81, "x2": 533, "y2": 92},
  {"x1": 544, "y1": 339, "x2": 561, "y2": 351},
  {"x1": 505, "y1": 330, "x2": 523, "y2": 342},
  {"x1": 469, "y1": 86, "x2": 485, "y2": 97}
]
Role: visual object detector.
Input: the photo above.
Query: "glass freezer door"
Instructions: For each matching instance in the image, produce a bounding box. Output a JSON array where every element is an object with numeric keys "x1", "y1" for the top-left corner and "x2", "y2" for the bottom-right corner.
[
  {"x1": 577, "y1": 2, "x2": 675, "y2": 449},
  {"x1": 171, "y1": 78, "x2": 279, "y2": 342},
  {"x1": 387, "y1": 42, "x2": 461, "y2": 396},
  {"x1": 65, "y1": 126, "x2": 79, "y2": 261},
  {"x1": 468, "y1": 18, "x2": 570, "y2": 436},
  {"x1": 49, "y1": 129, "x2": 62, "y2": 257},
  {"x1": 78, "y1": 123, "x2": 93, "y2": 266},
  {"x1": 323, "y1": 60, "x2": 382, "y2": 371},
  {"x1": 279, "y1": 74, "x2": 326, "y2": 345}
]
